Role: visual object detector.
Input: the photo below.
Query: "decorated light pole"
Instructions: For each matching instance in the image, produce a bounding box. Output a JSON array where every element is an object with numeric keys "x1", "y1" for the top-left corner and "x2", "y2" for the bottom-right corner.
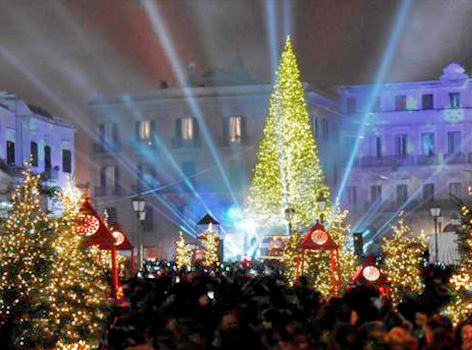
[
  {"x1": 132, "y1": 195, "x2": 146, "y2": 270},
  {"x1": 430, "y1": 204, "x2": 441, "y2": 262},
  {"x1": 285, "y1": 207, "x2": 295, "y2": 235}
]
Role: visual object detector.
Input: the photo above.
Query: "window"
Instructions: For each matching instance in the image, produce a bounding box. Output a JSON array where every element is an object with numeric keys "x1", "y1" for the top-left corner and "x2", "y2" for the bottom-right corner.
[
  {"x1": 376, "y1": 136, "x2": 382, "y2": 158},
  {"x1": 373, "y1": 97, "x2": 381, "y2": 112},
  {"x1": 229, "y1": 160, "x2": 245, "y2": 189},
  {"x1": 448, "y1": 131, "x2": 461, "y2": 154},
  {"x1": 423, "y1": 184, "x2": 434, "y2": 201},
  {"x1": 62, "y1": 149, "x2": 72, "y2": 173},
  {"x1": 347, "y1": 97, "x2": 356, "y2": 113},
  {"x1": 144, "y1": 206, "x2": 154, "y2": 232},
  {"x1": 99, "y1": 123, "x2": 118, "y2": 146},
  {"x1": 395, "y1": 134, "x2": 408, "y2": 156},
  {"x1": 322, "y1": 119, "x2": 329, "y2": 141},
  {"x1": 182, "y1": 162, "x2": 196, "y2": 181},
  {"x1": 421, "y1": 133, "x2": 435, "y2": 156},
  {"x1": 105, "y1": 207, "x2": 118, "y2": 227},
  {"x1": 30, "y1": 142, "x2": 38, "y2": 166},
  {"x1": 449, "y1": 182, "x2": 461, "y2": 199},
  {"x1": 333, "y1": 165, "x2": 338, "y2": 186},
  {"x1": 229, "y1": 116, "x2": 242, "y2": 143},
  {"x1": 100, "y1": 166, "x2": 117, "y2": 188},
  {"x1": 312, "y1": 117, "x2": 319, "y2": 138},
  {"x1": 347, "y1": 186, "x2": 357, "y2": 205},
  {"x1": 137, "y1": 164, "x2": 157, "y2": 190},
  {"x1": 395, "y1": 95, "x2": 407, "y2": 111},
  {"x1": 449, "y1": 92, "x2": 460, "y2": 108},
  {"x1": 371, "y1": 185, "x2": 382, "y2": 202},
  {"x1": 182, "y1": 117, "x2": 194, "y2": 140},
  {"x1": 176, "y1": 117, "x2": 199, "y2": 144},
  {"x1": 135, "y1": 120, "x2": 154, "y2": 143},
  {"x1": 422, "y1": 94, "x2": 433, "y2": 109},
  {"x1": 44, "y1": 145, "x2": 51, "y2": 171},
  {"x1": 7, "y1": 141, "x2": 14, "y2": 165},
  {"x1": 396, "y1": 184, "x2": 408, "y2": 203}
]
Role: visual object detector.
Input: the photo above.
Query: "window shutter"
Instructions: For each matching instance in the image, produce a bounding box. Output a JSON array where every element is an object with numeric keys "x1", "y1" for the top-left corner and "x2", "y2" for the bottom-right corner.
[
  {"x1": 241, "y1": 116, "x2": 247, "y2": 143},
  {"x1": 100, "y1": 167, "x2": 106, "y2": 187},
  {"x1": 193, "y1": 118, "x2": 199, "y2": 145},
  {"x1": 99, "y1": 124, "x2": 105, "y2": 143},
  {"x1": 223, "y1": 117, "x2": 229, "y2": 145},
  {"x1": 150, "y1": 120, "x2": 156, "y2": 144},
  {"x1": 135, "y1": 121, "x2": 140, "y2": 140},
  {"x1": 112, "y1": 123, "x2": 118, "y2": 145},
  {"x1": 176, "y1": 119, "x2": 182, "y2": 139}
]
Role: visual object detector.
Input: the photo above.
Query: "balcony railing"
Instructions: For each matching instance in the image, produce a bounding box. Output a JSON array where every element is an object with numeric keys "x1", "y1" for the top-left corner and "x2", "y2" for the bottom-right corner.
[
  {"x1": 417, "y1": 155, "x2": 439, "y2": 165},
  {"x1": 444, "y1": 153, "x2": 466, "y2": 164},
  {"x1": 171, "y1": 138, "x2": 201, "y2": 148},
  {"x1": 350, "y1": 198, "x2": 461, "y2": 213},
  {"x1": 357, "y1": 155, "x2": 415, "y2": 167},
  {"x1": 93, "y1": 142, "x2": 120, "y2": 154},
  {"x1": 94, "y1": 186, "x2": 122, "y2": 197}
]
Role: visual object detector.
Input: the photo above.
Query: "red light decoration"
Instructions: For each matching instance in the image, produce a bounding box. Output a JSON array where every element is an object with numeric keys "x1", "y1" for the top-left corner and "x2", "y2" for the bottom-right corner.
[
  {"x1": 311, "y1": 229, "x2": 329, "y2": 245},
  {"x1": 77, "y1": 214, "x2": 100, "y2": 236},
  {"x1": 112, "y1": 231, "x2": 125, "y2": 246},
  {"x1": 363, "y1": 265, "x2": 380, "y2": 281}
]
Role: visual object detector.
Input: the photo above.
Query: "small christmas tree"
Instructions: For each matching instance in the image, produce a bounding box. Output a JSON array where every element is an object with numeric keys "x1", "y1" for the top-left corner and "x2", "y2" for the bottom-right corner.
[
  {"x1": 175, "y1": 232, "x2": 192, "y2": 270},
  {"x1": 382, "y1": 212, "x2": 427, "y2": 307},
  {"x1": 0, "y1": 167, "x2": 54, "y2": 348},
  {"x1": 202, "y1": 231, "x2": 219, "y2": 268}
]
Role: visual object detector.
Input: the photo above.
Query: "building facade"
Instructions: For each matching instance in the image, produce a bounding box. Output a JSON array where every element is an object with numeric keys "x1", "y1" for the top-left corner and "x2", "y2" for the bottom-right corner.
[
  {"x1": 0, "y1": 92, "x2": 76, "y2": 212},
  {"x1": 339, "y1": 63, "x2": 472, "y2": 255},
  {"x1": 87, "y1": 71, "x2": 343, "y2": 260}
]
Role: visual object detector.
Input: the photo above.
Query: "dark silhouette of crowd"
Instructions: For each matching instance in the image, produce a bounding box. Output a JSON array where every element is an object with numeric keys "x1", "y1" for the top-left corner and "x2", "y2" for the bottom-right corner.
[{"x1": 101, "y1": 262, "x2": 472, "y2": 350}]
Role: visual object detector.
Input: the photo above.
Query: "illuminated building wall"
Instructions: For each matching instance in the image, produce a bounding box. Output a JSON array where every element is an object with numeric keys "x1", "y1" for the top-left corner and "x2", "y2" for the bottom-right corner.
[
  {"x1": 0, "y1": 92, "x2": 75, "y2": 213},
  {"x1": 339, "y1": 63, "x2": 472, "y2": 250},
  {"x1": 87, "y1": 69, "x2": 343, "y2": 259}
]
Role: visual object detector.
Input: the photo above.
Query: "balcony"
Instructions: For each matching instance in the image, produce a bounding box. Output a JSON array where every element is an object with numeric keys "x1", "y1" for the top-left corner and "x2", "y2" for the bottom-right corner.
[
  {"x1": 94, "y1": 186, "x2": 122, "y2": 197},
  {"x1": 357, "y1": 155, "x2": 415, "y2": 167},
  {"x1": 93, "y1": 142, "x2": 120, "y2": 154},
  {"x1": 171, "y1": 138, "x2": 201, "y2": 148},
  {"x1": 417, "y1": 155, "x2": 439, "y2": 166},
  {"x1": 444, "y1": 153, "x2": 466, "y2": 164}
]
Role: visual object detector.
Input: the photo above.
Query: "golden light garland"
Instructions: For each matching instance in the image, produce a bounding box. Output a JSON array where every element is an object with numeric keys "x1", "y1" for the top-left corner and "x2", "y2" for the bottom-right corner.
[
  {"x1": 56, "y1": 339, "x2": 96, "y2": 350},
  {"x1": 381, "y1": 212, "x2": 427, "y2": 307},
  {"x1": 246, "y1": 36, "x2": 330, "y2": 229}
]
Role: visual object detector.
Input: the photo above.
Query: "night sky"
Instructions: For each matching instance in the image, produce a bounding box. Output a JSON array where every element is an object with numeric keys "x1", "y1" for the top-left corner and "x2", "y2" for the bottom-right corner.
[{"x1": 1, "y1": 0, "x2": 472, "y2": 127}]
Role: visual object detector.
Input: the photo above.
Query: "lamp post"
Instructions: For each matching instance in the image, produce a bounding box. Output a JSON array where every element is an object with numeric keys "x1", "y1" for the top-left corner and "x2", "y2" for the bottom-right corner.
[
  {"x1": 317, "y1": 194, "x2": 327, "y2": 224},
  {"x1": 430, "y1": 204, "x2": 441, "y2": 263},
  {"x1": 132, "y1": 195, "x2": 146, "y2": 270},
  {"x1": 285, "y1": 207, "x2": 295, "y2": 235}
]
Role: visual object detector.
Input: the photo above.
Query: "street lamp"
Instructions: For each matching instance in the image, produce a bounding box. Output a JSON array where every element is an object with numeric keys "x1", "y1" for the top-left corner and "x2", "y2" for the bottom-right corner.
[
  {"x1": 132, "y1": 195, "x2": 146, "y2": 270},
  {"x1": 285, "y1": 207, "x2": 295, "y2": 235},
  {"x1": 430, "y1": 204, "x2": 441, "y2": 263},
  {"x1": 317, "y1": 193, "x2": 327, "y2": 224}
]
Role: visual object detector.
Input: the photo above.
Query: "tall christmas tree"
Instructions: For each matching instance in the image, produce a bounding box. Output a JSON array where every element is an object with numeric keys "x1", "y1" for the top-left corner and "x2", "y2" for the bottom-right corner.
[
  {"x1": 382, "y1": 212, "x2": 427, "y2": 307},
  {"x1": 39, "y1": 184, "x2": 111, "y2": 347},
  {"x1": 0, "y1": 167, "x2": 54, "y2": 348},
  {"x1": 246, "y1": 37, "x2": 330, "y2": 229}
]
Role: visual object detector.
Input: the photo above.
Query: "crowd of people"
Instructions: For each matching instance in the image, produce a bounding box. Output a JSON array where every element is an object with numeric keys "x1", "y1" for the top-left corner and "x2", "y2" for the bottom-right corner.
[{"x1": 102, "y1": 262, "x2": 472, "y2": 350}]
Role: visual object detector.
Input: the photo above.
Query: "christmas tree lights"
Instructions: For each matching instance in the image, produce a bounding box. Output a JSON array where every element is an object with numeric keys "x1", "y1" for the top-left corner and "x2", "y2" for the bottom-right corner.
[
  {"x1": 0, "y1": 167, "x2": 54, "y2": 348},
  {"x1": 175, "y1": 232, "x2": 192, "y2": 270},
  {"x1": 381, "y1": 212, "x2": 427, "y2": 307},
  {"x1": 40, "y1": 186, "x2": 111, "y2": 345},
  {"x1": 246, "y1": 36, "x2": 330, "y2": 229},
  {"x1": 202, "y1": 231, "x2": 219, "y2": 268}
]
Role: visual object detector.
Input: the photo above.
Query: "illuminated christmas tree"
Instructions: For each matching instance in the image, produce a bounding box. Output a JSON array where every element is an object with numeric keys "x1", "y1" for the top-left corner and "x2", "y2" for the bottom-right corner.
[
  {"x1": 282, "y1": 209, "x2": 357, "y2": 300},
  {"x1": 202, "y1": 231, "x2": 219, "y2": 268},
  {"x1": 381, "y1": 212, "x2": 427, "y2": 307},
  {"x1": 441, "y1": 201, "x2": 472, "y2": 326},
  {"x1": 174, "y1": 232, "x2": 192, "y2": 270},
  {"x1": 41, "y1": 185, "x2": 111, "y2": 346},
  {"x1": 0, "y1": 167, "x2": 54, "y2": 348},
  {"x1": 246, "y1": 36, "x2": 330, "y2": 229}
]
